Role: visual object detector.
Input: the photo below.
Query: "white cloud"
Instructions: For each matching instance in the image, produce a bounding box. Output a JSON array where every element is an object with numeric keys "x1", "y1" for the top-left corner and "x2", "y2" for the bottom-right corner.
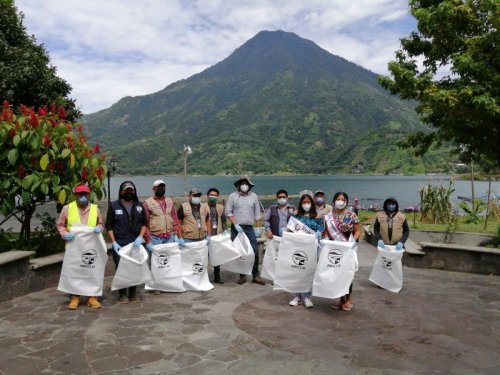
[{"x1": 15, "y1": 0, "x2": 416, "y2": 114}]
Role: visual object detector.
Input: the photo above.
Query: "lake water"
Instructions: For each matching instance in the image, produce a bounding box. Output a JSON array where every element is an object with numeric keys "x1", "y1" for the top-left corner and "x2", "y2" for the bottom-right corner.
[{"x1": 109, "y1": 175, "x2": 499, "y2": 209}]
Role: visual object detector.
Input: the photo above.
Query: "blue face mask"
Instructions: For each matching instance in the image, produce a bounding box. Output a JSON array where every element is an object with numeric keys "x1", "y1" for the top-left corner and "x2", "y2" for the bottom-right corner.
[
  {"x1": 78, "y1": 195, "x2": 89, "y2": 205},
  {"x1": 387, "y1": 203, "x2": 397, "y2": 213}
]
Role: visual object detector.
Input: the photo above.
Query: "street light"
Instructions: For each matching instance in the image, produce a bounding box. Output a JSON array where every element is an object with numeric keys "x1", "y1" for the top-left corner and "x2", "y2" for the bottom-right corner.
[
  {"x1": 107, "y1": 158, "x2": 118, "y2": 207},
  {"x1": 183, "y1": 145, "x2": 192, "y2": 196}
]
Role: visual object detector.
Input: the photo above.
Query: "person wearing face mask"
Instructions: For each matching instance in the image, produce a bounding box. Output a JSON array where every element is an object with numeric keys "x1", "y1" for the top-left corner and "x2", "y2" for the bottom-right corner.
[
  {"x1": 177, "y1": 188, "x2": 210, "y2": 244},
  {"x1": 264, "y1": 189, "x2": 295, "y2": 240},
  {"x1": 287, "y1": 191, "x2": 324, "y2": 308},
  {"x1": 57, "y1": 183, "x2": 105, "y2": 310},
  {"x1": 226, "y1": 176, "x2": 266, "y2": 285},
  {"x1": 314, "y1": 190, "x2": 333, "y2": 217},
  {"x1": 374, "y1": 197, "x2": 409, "y2": 251},
  {"x1": 204, "y1": 187, "x2": 228, "y2": 283},
  {"x1": 324, "y1": 191, "x2": 361, "y2": 311},
  {"x1": 105, "y1": 181, "x2": 149, "y2": 303}
]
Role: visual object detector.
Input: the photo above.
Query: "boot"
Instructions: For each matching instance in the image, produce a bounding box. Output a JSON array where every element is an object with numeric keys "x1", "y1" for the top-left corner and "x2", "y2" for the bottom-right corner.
[
  {"x1": 237, "y1": 274, "x2": 247, "y2": 284},
  {"x1": 128, "y1": 287, "x2": 140, "y2": 303},
  {"x1": 118, "y1": 289, "x2": 129, "y2": 304},
  {"x1": 214, "y1": 267, "x2": 224, "y2": 284},
  {"x1": 252, "y1": 276, "x2": 266, "y2": 285},
  {"x1": 68, "y1": 295, "x2": 80, "y2": 310},
  {"x1": 87, "y1": 296, "x2": 102, "y2": 309}
]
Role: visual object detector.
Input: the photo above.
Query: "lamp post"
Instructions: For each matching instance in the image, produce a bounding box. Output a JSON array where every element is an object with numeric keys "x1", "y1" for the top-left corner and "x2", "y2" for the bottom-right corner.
[
  {"x1": 183, "y1": 145, "x2": 192, "y2": 196},
  {"x1": 107, "y1": 158, "x2": 118, "y2": 207}
]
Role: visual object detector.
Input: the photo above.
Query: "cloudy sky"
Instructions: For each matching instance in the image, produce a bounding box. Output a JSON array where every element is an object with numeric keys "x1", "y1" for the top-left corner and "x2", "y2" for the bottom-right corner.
[{"x1": 16, "y1": 0, "x2": 416, "y2": 114}]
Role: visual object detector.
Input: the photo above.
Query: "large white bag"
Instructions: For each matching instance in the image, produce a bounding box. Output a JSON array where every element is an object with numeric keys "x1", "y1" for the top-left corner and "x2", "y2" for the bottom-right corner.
[
  {"x1": 369, "y1": 245, "x2": 405, "y2": 293},
  {"x1": 261, "y1": 236, "x2": 281, "y2": 281},
  {"x1": 145, "y1": 243, "x2": 185, "y2": 292},
  {"x1": 220, "y1": 232, "x2": 255, "y2": 276},
  {"x1": 111, "y1": 243, "x2": 152, "y2": 291},
  {"x1": 273, "y1": 231, "x2": 318, "y2": 293},
  {"x1": 58, "y1": 226, "x2": 108, "y2": 296},
  {"x1": 208, "y1": 232, "x2": 241, "y2": 266},
  {"x1": 181, "y1": 241, "x2": 214, "y2": 291},
  {"x1": 312, "y1": 240, "x2": 356, "y2": 299}
]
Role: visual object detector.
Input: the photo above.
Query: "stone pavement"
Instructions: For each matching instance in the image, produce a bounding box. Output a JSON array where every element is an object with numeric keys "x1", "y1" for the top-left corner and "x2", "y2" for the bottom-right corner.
[{"x1": 0, "y1": 242, "x2": 499, "y2": 375}]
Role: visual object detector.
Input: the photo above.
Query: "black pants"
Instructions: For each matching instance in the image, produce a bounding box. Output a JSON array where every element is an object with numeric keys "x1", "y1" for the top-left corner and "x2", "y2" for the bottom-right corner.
[{"x1": 112, "y1": 250, "x2": 137, "y2": 298}]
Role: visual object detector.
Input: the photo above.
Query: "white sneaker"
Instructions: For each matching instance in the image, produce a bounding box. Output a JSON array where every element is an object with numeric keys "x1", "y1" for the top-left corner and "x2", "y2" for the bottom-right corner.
[
  {"x1": 289, "y1": 296, "x2": 301, "y2": 306},
  {"x1": 304, "y1": 297, "x2": 314, "y2": 308}
]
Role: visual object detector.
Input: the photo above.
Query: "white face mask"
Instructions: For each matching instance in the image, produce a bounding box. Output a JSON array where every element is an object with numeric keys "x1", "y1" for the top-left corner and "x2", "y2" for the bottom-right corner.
[
  {"x1": 277, "y1": 198, "x2": 287, "y2": 206},
  {"x1": 335, "y1": 200, "x2": 346, "y2": 210},
  {"x1": 240, "y1": 184, "x2": 249, "y2": 193},
  {"x1": 191, "y1": 197, "x2": 201, "y2": 205},
  {"x1": 302, "y1": 203, "x2": 311, "y2": 212}
]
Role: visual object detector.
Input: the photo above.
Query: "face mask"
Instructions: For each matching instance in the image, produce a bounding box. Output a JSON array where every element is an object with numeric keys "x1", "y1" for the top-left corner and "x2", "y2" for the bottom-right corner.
[
  {"x1": 155, "y1": 189, "x2": 165, "y2": 198},
  {"x1": 315, "y1": 197, "x2": 324, "y2": 205},
  {"x1": 387, "y1": 203, "x2": 397, "y2": 213},
  {"x1": 302, "y1": 203, "x2": 311, "y2": 212},
  {"x1": 78, "y1": 195, "x2": 88, "y2": 205},
  {"x1": 208, "y1": 196, "x2": 218, "y2": 204},
  {"x1": 335, "y1": 200, "x2": 346, "y2": 210},
  {"x1": 240, "y1": 184, "x2": 249, "y2": 193},
  {"x1": 277, "y1": 198, "x2": 287, "y2": 206},
  {"x1": 191, "y1": 197, "x2": 201, "y2": 205},
  {"x1": 123, "y1": 192, "x2": 134, "y2": 201}
]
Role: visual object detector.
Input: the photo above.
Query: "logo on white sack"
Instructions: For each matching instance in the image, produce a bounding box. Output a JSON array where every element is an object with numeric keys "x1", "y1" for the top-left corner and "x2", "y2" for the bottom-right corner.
[
  {"x1": 291, "y1": 250, "x2": 308, "y2": 270},
  {"x1": 192, "y1": 261, "x2": 205, "y2": 275},
  {"x1": 157, "y1": 254, "x2": 171, "y2": 269},
  {"x1": 327, "y1": 249, "x2": 344, "y2": 268},
  {"x1": 381, "y1": 256, "x2": 392, "y2": 270},
  {"x1": 81, "y1": 249, "x2": 97, "y2": 268}
]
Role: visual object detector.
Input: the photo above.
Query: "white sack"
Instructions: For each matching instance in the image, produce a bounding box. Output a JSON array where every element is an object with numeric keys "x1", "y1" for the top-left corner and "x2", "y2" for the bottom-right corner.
[
  {"x1": 273, "y1": 231, "x2": 318, "y2": 293},
  {"x1": 286, "y1": 216, "x2": 315, "y2": 235},
  {"x1": 58, "y1": 226, "x2": 108, "y2": 296},
  {"x1": 111, "y1": 243, "x2": 152, "y2": 291},
  {"x1": 261, "y1": 236, "x2": 281, "y2": 281},
  {"x1": 145, "y1": 243, "x2": 185, "y2": 292},
  {"x1": 208, "y1": 232, "x2": 241, "y2": 266},
  {"x1": 369, "y1": 245, "x2": 405, "y2": 293},
  {"x1": 181, "y1": 241, "x2": 214, "y2": 291},
  {"x1": 220, "y1": 232, "x2": 255, "y2": 276},
  {"x1": 312, "y1": 240, "x2": 356, "y2": 299}
]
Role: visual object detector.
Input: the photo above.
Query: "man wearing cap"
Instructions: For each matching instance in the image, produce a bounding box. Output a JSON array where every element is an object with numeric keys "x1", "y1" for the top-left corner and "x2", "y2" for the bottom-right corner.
[
  {"x1": 177, "y1": 188, "x2": 210, "y2": 243},
  {"x1": 105, "y1": 181, "x2": 148, "y2": 303},
  {"x1": 226, "y1": 176, "x2": 266, "y2": 285},
  {"x1": 314, "y1": 190, "x2": 333, "y2": 217},
  {"x1": 57, "y1": 183, "x2": 105, "y2": 310}
]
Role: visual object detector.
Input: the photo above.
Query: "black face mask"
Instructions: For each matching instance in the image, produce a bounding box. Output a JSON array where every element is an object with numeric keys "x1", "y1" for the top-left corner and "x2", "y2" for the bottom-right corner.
[
  {"x1": 123, "y1": 192, "x2": 134, "y2": 202},
  {"x1": 155, "y1": 189, "x2": 165, "y2": 198}
]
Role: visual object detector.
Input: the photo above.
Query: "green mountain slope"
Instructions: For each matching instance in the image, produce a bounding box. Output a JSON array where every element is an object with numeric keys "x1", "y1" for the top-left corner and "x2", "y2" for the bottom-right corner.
[{"x1": 83, "y1": 30, "x2": 451, "y2": 175}]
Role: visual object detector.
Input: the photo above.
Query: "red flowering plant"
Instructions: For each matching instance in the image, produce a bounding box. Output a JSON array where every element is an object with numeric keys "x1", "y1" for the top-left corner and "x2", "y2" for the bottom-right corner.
[{"x1": 0, "y1": 100, "x2": 107, "y2": 245}]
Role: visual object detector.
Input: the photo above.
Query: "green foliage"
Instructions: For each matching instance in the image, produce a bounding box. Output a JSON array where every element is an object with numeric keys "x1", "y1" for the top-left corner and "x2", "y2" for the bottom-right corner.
[
  {"x1": 0, "y1": 0, "x2": 80, "y2": 120},
  {"x1": 419, "y1": 181, "x2": 455, "y2": 224},
  {"x1": 459, "y1": 199, "x2": 486, "y2": 224},
  {"x1": 31, "y1": 212, "x2": 65, "y2": 257},
  {"x1": 379, "y1": 0, "x2": 500, "y2": 167}
]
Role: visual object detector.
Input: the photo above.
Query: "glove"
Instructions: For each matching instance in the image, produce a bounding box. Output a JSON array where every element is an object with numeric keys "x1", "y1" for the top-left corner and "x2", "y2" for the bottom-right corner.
[
  {"x1": 177, "y1": 237, "x2": 186, "y2": 247},
  {"x1": 145, "y1": 243, "x2": 154, "y2": 253},
  {"x1": 133, "y1": 236, "x2": 144, "y2": 247},
  {"x1": 112, "y1": 241, "x2": 121, "y2": 254},
  {"x1": 254, "y1": 228, "x2": 261, "y2": 237},
  {"x1": 395, "y1": 242, "x2": 404, "y2": 251},
  {"x1": 234, "y1": 224, "x2": 243, "y2": 233},
  {"x1": 349, "y1": 239, "x2": 357, "y2": 248},
  {"x1": 315, "y1": 231, "x2": 322, "y2": 240},
  {"x1": 206, "y1": 235, "x2": 211, "y2": 245},
  {"x1": 93, "y1": 226, "x2": 102, "y2": 233},
  {"x1": 378, "y1": 240, "x2": 385, "y2": 249},
  {"x1": 223, "y1": 230, "x2": 229, "y2": 236},
  {"x1": 63, "y1": 233, "x2": 75, "y2": 241},
  {"x1": 278, "y1": 227, "x2": 284, "y2": 236}
]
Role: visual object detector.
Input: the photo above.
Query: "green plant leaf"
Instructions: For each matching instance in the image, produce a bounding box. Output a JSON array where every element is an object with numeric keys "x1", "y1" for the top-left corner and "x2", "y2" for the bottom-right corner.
[
  {"x1": 13, "y1": 134, "x2": 21, "y2": 146},
  {"x1": 7, "y1": 149, "x2": 18, "y2": 166},
  {"x1": 40, "y1": 154, "x2": 49, "y2": 170},
  {"x1": 61, "y1": 148, "x2": 71, "y2": 158}
]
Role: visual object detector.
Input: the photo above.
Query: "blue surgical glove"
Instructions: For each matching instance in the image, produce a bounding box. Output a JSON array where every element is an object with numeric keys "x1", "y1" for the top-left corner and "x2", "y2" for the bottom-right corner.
[
  {"x1": 112, "y1": 241, "x2": 121, "y2": 254},
  {"x1": 63, "y1": 233, "x2": 75, "y2": 241},
  {"x1": 206, "y1": 235, "x2": 211, "y2": 245},
  {"x1": 395, "y1": 242, "x2": 404, "y2": 251},
  {"x1": 234, "y1": 224, "x2": 243, "y2": 233},
  {"x1": 145, "y1": 243, "x2": 154, "y2": 253},
  {"x1": 349, "y1": 239, "x2": 357, "y2": 248},
  {"x1": 223, "y1": 230, "x2": 229, "y2": 236},
  {"x1": 254, "y1": 228, "x2": 261, "y2": 237},
  {"x1": 177, "y1": 237, "x2": 186, "y2": 247},
  {"x1": 315, "y1": 231, "x2": 322, "y2": 240},
  {"x1": 93, "y1": 226, "x2": 102, "y2": 233},
  {"x1": 378, "y1": 240, "x2": 385, "y2": 249},
  {"x1": 134, "y1": 236, "x2": 144, "y2": 247},
  {"x1": 279, "y1": 227, "x2": 284, "y2": 236}
]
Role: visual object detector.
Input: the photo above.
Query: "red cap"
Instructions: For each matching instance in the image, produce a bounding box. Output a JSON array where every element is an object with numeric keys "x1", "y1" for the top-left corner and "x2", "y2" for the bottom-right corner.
[{"x1": 74, "y1": 184, "x2": 90, "y2": 194}]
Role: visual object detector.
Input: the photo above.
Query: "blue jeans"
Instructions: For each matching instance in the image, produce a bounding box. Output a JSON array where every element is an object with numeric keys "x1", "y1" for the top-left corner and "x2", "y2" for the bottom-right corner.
[
  {"x1": 296, "y1": 292, "x2": 311, "y2": 299},
  {"x1": 231, "y1": 225, "x2": 260, "y2": 277},
  {"x1": 150, "y1": 234, "x2": 175, "y2": 245}
]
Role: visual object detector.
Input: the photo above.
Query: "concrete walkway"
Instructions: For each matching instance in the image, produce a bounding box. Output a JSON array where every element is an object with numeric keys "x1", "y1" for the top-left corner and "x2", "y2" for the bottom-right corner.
[{"x1": 0, "y1": 242, "x2": 498, "y2": 375}]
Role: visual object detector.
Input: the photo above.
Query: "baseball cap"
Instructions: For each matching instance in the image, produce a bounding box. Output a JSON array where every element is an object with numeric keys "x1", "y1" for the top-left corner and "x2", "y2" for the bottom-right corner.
[
  {"x1": 314, "y1": 190, "x2": 325, "y2": 196},
  {"x1": 153, "y1": 179, "x2": 165, "y2": 187},
  {"x1": 121, "y1": 182, "x2": 135, "y2": 191},
  {"x1": 74, "y1": 184, "x2": 90, "y2": 194},
  {"x1": 189, "y1": 187, "x2": 202, "y2": 195}
]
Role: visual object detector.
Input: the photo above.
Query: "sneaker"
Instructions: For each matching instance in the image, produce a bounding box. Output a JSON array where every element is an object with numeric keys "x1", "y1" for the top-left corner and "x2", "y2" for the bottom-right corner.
[
  {"x1": 87, "y1": 297, "x2": 102, "y2": 309},
  {"x1": 118, "y1": 296, "x2": 129, "y2": 304},
  {"x1": 68, "y1": 295, "x2": 80, "y2": 310},
  {"x1": 252, "y1": 276, "x2": 266, "y2": 285},
  {"x1": 237, "y1": 275, "x2": 247, "y2": 285},
  {"x1": 153, "y1": 290, "x2": 161, "y2": 295},
  {"x1": 304, "y1": 297, "x2": 314, "y2": 308},
  {"x1": 129, "y1": 295, "x2": 141, "y2": 303},
  {"x1": 289, "y1": 296, "x2": 301, "y2": 306}
]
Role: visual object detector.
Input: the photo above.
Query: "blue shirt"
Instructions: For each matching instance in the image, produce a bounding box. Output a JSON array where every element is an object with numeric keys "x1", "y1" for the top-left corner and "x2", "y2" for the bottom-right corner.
[{"x1": 293, "y1": 215, "x2": 324, "y2": 232}]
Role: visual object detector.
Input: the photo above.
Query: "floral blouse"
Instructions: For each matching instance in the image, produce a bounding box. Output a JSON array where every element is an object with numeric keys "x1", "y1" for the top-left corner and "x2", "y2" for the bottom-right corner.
[
  {"x1": 332, "y1": 210, "x2": 359, "y2": 237},
  {"x1": 293, "y1": 214, "x2": 324, "y2": 233}
]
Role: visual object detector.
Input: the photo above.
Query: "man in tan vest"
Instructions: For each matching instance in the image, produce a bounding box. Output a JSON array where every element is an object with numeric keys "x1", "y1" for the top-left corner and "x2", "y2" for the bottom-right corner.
[
  {"x1": 374, "y1": 196, "x2": 409, "y2": 250},
  {"x1": 177, "y1": 188, "x2": 210, "y2": 243}
]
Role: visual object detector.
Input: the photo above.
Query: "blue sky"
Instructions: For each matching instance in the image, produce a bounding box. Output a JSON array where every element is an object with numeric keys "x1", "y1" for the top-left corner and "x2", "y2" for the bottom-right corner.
[{"x1": 16, "y1": 0, "x2": 417, "y2": 114}]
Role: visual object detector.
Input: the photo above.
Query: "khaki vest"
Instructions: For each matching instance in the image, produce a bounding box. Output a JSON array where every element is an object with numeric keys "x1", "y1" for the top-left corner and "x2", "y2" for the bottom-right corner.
[
  {"x1": 145, "y1": 197, "x2": 174, "y2": 235},
  {"x1": 67, "y1": 201, "x2": 98, "y2": 231},
  {"x1": 204, "y1": 203, "x2": 224, "y2": 235},
  {"x1": 376, "y1": 211, "x2": 406, "y2": 244},
  {"x1": 181, "y1": 202, "x2": 208, "y2": 240}
]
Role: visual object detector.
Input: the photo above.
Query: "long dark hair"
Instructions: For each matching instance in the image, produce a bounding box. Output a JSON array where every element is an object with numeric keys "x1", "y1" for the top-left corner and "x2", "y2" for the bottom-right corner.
[
  {"x1": 332, "y1": 191, "x2": 349, "y2": 204},
  {"x1": 297, "y1": 193, "x2": 317, "y2": 217}
]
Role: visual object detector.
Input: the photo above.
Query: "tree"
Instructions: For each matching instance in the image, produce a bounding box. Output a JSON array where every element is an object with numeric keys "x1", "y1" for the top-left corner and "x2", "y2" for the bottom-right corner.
[
  {"x1": 0, "y1": 101, "x2": 107, "y2": 245},
  {"x1": 379, "y1": 0, "x2": 499, "y2": 166},
  {"x1": 0, "y1": 0, "x2": 80, "y2": 120}
]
